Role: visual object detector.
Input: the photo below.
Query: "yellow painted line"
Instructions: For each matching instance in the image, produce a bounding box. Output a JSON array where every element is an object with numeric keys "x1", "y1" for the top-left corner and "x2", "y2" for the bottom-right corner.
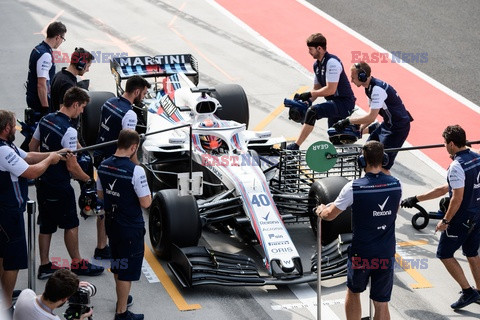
[
  {"x1": 253, "y1": 86, "x2": 310, "y2": 131},
  {"x1": 394, "y1": 253, "x2": 432, "y2": 289},
  {"x1": 144, "y1": 244, "x2": 201, "y2": 311},
  {"x1": 397, "y1": 240, "x2": 428, "y2": 247},
  {"x1": 395, "y1": 240, "x2": 432, "y2": 289}
]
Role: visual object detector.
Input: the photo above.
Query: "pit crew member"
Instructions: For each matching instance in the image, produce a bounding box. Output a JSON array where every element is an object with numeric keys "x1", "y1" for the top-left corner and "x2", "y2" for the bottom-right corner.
[
  {"x1": 317, "y1": 141, "x2": 402, "y2": 320},
  {"x1": 92, "y1": 75, "x2": 150, "y2": 260},
  {"x1": 286, "y1": 33, "x2": 356, "y2": 150},
  {"x1": 29, "y1": 87, "x2": 104, "y2": 279},
  {"x1": 402, "y1": 125, "x2": 480, "y2": 309},
  {"x1": 0, "y1": 110, "x2": 63, "y2": 318},
  {"x1": 333, "y1": 61, "x2": 413, "y2": 174},
  {"x1": 97, "y1": 129, "x2": 151, "y2": 320}
]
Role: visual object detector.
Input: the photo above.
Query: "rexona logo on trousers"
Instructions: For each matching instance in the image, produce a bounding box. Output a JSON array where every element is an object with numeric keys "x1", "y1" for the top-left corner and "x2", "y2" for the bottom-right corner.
[{"x1": 373, "y1": 196, "x2": 392, "y2": 216}]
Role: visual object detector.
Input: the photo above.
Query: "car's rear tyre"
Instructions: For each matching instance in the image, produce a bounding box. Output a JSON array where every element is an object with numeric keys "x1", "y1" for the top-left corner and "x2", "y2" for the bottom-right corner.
[
  {"x1": 212, "y1": 84, "x2": 249, "y2": 128},
  {"x1": 149, "y1": 189, "x2": 202, "y2": 259},
  {"x1": 81, "y1": 91, "x2": 115, "y2": 146},
  {"x1": 308, "y1": 176, "x2": 352, "y2": 245}
]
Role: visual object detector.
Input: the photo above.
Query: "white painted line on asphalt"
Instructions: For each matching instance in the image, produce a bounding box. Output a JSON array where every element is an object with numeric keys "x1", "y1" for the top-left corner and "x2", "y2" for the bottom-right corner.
[
  {"x1": 206, "y1": 0, "x2": 312, "y2": 80},
  {"x1": 142, "y1": 258, "x2": 160, "y2": 283},
  {"x1": 297, "y1": 0, "x2": 480, "y2": 115},
  {"x1": 288, "y1": 283, "x2": 341, "y2": 320}
]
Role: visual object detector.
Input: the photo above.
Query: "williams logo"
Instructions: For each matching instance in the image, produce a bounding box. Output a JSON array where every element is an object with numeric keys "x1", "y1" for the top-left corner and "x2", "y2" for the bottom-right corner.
[
  {"x1": 106, "y1": 179, "x2": 120, "y2": 197},
  {"x1": 263, "y1": 212, "x2": 271, "y2": 221},
  {"x1": 373, "y1": 196, "x2": 392, "y2": 216},
  {"x1": 474, "y1": 172, "x2": 480, "y2": 189},
  {"x1": 108, "y1": 179, "x2": 117, "y2": 190}
]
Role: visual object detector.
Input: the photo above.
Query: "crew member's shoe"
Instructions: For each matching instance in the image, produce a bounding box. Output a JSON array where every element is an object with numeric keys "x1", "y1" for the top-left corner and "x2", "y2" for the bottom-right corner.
[
  {"x1": 286, "y1": 143, "x2": 300, "y2": 151},
  {"x1": 114, "y1": 310, "x2": 144, "y2": 320},
  {"x1": 37, "y1": 262, "x2": 67, "y2": 280},
  {"x1": 94, "y1": 245, "x2": 112, "y2": 259},
  {"x1": 71, "y1": 260, "x2": 105, "y2": 277},
  {"x1": 451, "y1": 288, "x2": 480, "y2": 309},
  {"x1": 127, "y1": 295, "x2": 134, "y2": 308}
]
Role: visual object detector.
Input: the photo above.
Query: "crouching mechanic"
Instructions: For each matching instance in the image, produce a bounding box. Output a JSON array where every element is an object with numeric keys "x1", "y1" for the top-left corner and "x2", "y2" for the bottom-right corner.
[
  {"x1": 97, "y1": 129, "x2": 151, "y2": 320},
  {"x1": 286, "y1": 33, "x2": 356, "y2": 150},
  {"x1": 333, "y1": 62, "x2": 413, "y2": 174},
  {"x1": 29, "y1": 87, "x2": 104, "y2": 279},
  {"x1": 316, "y1": 141, "x2": 402, "y2": 320},
  {"x1": 13, "y1": 269, "x2": 93, "y2": 320},
  {"x1": 402, "y1": 125, "x2": 480, "y2": 309}
]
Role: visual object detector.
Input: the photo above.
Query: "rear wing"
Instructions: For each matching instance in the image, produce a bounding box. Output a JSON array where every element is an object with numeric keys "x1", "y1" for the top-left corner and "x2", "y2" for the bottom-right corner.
[{"x1": 110, "y1": 54, "x2": 199, "y2": 95}]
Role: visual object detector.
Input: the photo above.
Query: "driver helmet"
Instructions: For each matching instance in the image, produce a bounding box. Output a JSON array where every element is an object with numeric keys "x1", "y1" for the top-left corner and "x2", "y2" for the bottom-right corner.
[
  {"x1": 199, "y1": 118, "x2": 219, "y2": 128},
  {"x1": 200, "y1": 135, "x2": 223, "y2": 152}
]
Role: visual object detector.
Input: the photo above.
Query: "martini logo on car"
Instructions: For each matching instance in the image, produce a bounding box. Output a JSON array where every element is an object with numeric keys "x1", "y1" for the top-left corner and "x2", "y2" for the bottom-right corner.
[{"x1": 117, "y1": 55, "x2": 189, "y2": 67}]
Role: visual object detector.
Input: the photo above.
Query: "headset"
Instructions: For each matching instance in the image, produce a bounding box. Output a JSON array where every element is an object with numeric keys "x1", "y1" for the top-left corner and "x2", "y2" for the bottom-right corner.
[
  {"x1": 357, "y1": 153, "x2": 389, "y2": 168},
  {"x1": 73, "y1": 47, "x2": 87, "y2": 71},
  {"x1": 354, "y1": 63, "x2": 368, "y2": 82}
]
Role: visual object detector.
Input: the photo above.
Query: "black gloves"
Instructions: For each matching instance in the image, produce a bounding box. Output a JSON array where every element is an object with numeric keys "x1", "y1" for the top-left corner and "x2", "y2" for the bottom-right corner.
[
  {"x1": 296, "y1": 92, "x2": 312, "y2": 102},
  {"x1": 333, "y1": 118, "x2": 350, "y2": 132},
  {"x1": 84, "y1": 178, "x2": 96, "y2": 191},
  {"x1": 401, "y1": 196, "x2": 419, "y2": 208}
]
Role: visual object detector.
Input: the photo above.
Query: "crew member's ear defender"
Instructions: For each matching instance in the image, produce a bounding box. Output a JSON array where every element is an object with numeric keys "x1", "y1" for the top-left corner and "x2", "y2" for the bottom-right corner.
[
  {"x1": 73, "y1": 47, "x2": 87, "y2": 71},
  {"x1": 355, "y1": 63, "x2": 368, "y2": 82},
  {"x1": 357, "y1": 153, "x2": 389, "y2": 168}
]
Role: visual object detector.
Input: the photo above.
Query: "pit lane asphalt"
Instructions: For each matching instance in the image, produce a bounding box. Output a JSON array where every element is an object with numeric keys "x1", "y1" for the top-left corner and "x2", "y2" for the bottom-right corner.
[{"x1": 2, "y1": 0, "x2": 479, "y2": 319}]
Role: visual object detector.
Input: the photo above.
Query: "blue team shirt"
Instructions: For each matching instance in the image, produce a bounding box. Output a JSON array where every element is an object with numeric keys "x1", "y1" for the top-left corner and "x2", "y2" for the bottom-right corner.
[
  {"x1": 94, "y1": 97, "x2": 134, "y2": 159},
  {"x1": 313, "y1": 52, "x2": 355, "y2": 101},
  {"x1": 335, "y1": 172, "x2": 402, "y2": 258},
  {"x1": 448, "y1": 149, "x2": 480, "y2": 222},
  {"x1": 26, "y1": 41, "x2": 55, "y2": 109},
  {"x1": 365, "y1": 77, "x2": 412, "y2": 130},
  {"x1": 97, "y1": 156, "x2": 149, "y2": 229}
]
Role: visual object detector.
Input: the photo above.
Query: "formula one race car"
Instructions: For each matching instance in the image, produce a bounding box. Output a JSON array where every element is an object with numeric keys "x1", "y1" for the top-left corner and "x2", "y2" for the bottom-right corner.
[{"x1": 80, "y1": 54, "x2": 362, "y2": 287}]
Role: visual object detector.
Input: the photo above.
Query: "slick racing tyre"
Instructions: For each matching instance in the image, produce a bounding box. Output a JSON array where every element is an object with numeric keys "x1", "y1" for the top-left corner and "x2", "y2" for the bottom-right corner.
[
  {"x1": 81, "y1": 91, "x2": 115, "y2": 146},
  {"x1": 212, "y1": 84, "x2": 249, "y2": 128},
  {"x1": 308, "y1": 176, "x2": 352, "y2": 245},
  {"x1": 149, "y1": 189, "x2": 202, "y2": 259}
]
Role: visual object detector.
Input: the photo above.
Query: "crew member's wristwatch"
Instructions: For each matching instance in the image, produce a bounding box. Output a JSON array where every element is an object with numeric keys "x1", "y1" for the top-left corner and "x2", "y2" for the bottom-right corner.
[{"x1": 441, "y1": 218, "x2": 450, "y2": 225}]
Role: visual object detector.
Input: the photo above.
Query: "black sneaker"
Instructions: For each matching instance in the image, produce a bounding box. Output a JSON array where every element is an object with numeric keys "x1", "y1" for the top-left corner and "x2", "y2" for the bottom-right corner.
[
  {"x1": 114, "y1": 310, "x2": 144, "y2": 320},
  {"x1": 37, "y1": 262, "x2": 65, "y2": 280},
  {"x1": 451, "y1": 289, "x2": 480, "y2": 309},
  {"x1": 94, "y1": 245, "x2": 112, "y2": 259},
  {"x1": 127, "y1": 295, "x2": 134, "y2": 308},
  {"x1": 71, "y1": 260, "x2": 104, "y2": 277},
  {"x1": 286, "y1": 143, "x2": 300, "y2": 150}
]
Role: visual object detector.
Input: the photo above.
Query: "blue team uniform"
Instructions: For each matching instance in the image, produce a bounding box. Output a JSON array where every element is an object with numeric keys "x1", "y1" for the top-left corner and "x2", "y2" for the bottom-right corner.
[
  {"x1": 35, "y1": 112, "x2": 79, "y2": 233},
  {"x1": 0, "y1": 140, "x2": 29, "y2": 270},
  {"x1": 93, "y1": 97, "x2": 135, "y2": 165},
  {"x1": 365, "y1": 77, "x2": 413, "y2": 169},
  {"x1": 308, "y1": 52, "x2": 356, "y2": 127},
  {"x1": 97, "y1": 156, "x2": 148, "y2": 281},
  {"x1": 338, "y1": 172, "x2": 402, "y2": 302},
  {"x1": 26, "y1": 41, "x2": 55, "y2": 111},
  {"x1": 437, "y1": 149, "x2": 480, "y2": 259}
]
